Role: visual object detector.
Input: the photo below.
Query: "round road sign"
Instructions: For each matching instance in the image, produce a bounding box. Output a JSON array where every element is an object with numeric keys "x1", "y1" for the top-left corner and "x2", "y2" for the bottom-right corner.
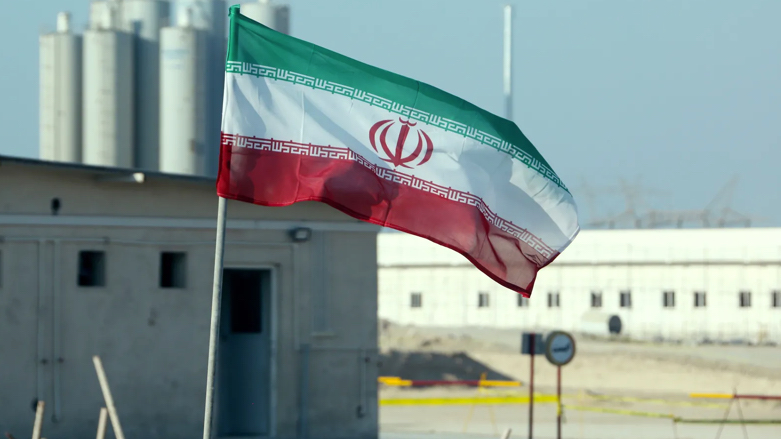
[{"x1": 544, "y1": 331, "x2": 576, "y2": 366}]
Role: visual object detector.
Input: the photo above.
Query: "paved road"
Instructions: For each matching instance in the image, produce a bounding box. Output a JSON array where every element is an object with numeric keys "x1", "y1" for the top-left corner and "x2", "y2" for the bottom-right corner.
[{"x1": 381, "y1": 404, "x2": 781, "y2": 439}]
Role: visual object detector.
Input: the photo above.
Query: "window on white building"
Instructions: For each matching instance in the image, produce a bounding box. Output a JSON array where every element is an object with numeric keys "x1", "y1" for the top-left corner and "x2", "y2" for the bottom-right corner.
[
  {"x1": 478, "y1": 292, "x2": 490, "y2": 308},
  {"x1": 410, "y1": 292, "x2": 422, "y2": 308},
  {"x1": 590, "y1": 291, "x2": 603, "y2": 308},
  {"x1": 160, "y1": 252, "x2": 187, "y2": 288},
  {"x1": 662, "y1": 290, "x2": 675, "y2": 308},
  {"x1": 548, "y1": 292, "x2": 560, "y2": 308},
  {"x1": 517, "y1": 295, "x2": 528, "y2": 307},
  {"x1": 773, "y1": 290, "x2": 781, "y2": 308},
  {"x1": 694, "y1": 291, "x2": 707, "y2": 308},
  {"x1": 620, "y1": 290, "x2": 632, "y2": 308},
  {"x1": 739, "y1": 290, "x2": 751, "y2": 308},
  {"x1": 78, "y1": 251, "x2": 106, "y2": 287}
]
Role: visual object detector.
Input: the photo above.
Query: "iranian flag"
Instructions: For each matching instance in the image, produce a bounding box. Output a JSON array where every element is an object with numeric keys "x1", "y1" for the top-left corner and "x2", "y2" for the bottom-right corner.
[{"x1": 217, "y1": 7, "x2": 579, "y2": 297}]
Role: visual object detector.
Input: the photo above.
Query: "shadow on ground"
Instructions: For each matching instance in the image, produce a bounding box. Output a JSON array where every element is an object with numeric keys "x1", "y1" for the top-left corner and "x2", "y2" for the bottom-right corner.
[{"x1": 379, "y1": 350, "x2": 515, "y2": 381}]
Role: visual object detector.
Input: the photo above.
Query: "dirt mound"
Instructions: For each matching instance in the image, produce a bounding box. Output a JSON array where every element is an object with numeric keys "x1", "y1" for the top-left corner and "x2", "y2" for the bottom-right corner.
[{"x1": 379, "y1": 350, "x2": 514, "y2": 381}]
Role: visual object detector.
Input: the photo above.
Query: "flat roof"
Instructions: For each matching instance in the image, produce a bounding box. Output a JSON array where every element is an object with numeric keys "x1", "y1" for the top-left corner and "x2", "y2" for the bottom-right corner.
[
  {"x1": 378, "y1": 227, "x2": 781, "y2": 266},
  {"x1": 0, "y1": 155, "x2": 215, "y2": 185}
]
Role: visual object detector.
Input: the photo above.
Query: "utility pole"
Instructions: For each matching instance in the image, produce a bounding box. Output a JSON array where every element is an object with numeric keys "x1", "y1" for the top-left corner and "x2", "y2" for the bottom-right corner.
[{"x1": 503, "y1": 5, "x2": 513, "y2": 121}]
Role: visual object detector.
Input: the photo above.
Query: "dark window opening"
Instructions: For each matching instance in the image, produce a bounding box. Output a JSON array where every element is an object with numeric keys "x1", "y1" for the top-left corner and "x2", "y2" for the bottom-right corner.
[
  {"x1": 739, "y1": 290, "x2": 751, "y2": 308},
  {"x1": 620, "y1": 290, "x2": 632, "y2": 308},
  {"x1": 590, "y1": 291, "x2": 603, "y2": 308},
  {"x1": 478, "y1": 292, "x2": 490, "y2": 308},
  {"x1": 694, "y1": 292, "x2": 707, "y2": 308},
  {"x1": 160, "y1": 252, "x2": 187, "y2": 288},
  {"x1": 517, "y1": 295, "x2": 528, "y2": 307},
  {"x1": 663, "y1": 290, "x2": 676, "y2": 308},
  {"x1": 410, "y1": 292, "x2": 422, "y2": 308},
  {"x1": 548, "y1": 292, "x2": 560, "y2": 308},
  {"x1": 78, "y1": 251, "x2": 106, "y2": 287},
  {"x1": 229, "y1": 270, "x2": 262, "y2": 333},
  {"x1": 773, "y1": 290, "x2": 781, "y2": 308}
]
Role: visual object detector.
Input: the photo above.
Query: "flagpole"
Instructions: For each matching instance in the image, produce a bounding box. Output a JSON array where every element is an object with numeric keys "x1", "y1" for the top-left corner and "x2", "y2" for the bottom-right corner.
[{"x1": 202, "y1": 195, "x2": 228, "y2": 439}]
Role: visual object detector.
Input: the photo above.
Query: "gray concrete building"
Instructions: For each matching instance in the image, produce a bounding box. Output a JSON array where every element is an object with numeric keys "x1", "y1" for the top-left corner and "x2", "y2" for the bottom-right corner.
[{"x1": 0, "y1": 156, "x2": 380, "y2": 439}]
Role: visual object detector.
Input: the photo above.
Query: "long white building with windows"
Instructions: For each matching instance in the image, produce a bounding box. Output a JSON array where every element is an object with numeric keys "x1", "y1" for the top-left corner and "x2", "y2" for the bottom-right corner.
[{"x1": 378, "y1": 228, "x2": 781, "y2": 343}]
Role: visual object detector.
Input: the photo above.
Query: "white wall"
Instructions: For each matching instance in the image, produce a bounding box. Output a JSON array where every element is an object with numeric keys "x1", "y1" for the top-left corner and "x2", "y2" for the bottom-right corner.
[{"x1": 378, "y1": 230, "x2": 781, "y2": 343}]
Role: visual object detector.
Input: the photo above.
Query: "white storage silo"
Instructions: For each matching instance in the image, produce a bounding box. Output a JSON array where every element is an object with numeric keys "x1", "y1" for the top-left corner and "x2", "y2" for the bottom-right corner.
[
  {"x1": 39, "y1": 12, "x2": 82, "y2": 163},
  {"x1": 173, "y1": 0, "x2": 226, "y2": 34},
  {"x1": 242, "y1": 0, "x2": 290, "y2": 33},
  {"x1": 89, "y1": 1, "x2": 117, "y2": 29},
  {"x1": 118, "y1": 0, "x2": 169, "y2": 171},
  {"x1": 118, "y1": 0, "x2": 168, "y2": 40},
  {"x1": 274, "y1": 5, "x2": 290, "y2": 35},
  {"x1": 241, "y1": 0, "x2": 290, "y2": 34},
  {"x1": 241, "y1": 0, "x2": 276, "y2": 28},
  {"x1": 82, "y1": 6, "x2": 135, "y2": 168},
  {"x1": 159, "y1": 14, "x2": 207, "y2": 175},
  {"x1": 172, "y1": 0, "x2": 228, "y2": 177}
]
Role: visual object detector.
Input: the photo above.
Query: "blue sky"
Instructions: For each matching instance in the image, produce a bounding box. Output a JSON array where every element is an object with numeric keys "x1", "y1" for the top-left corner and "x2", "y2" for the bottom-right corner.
[{"x1": 3, "y1": 0, "x2": 779, "y2": 225}]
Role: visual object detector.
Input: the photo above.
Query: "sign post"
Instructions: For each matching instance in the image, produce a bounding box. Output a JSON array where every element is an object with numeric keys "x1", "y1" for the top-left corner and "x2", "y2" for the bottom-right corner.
[
  {"x1": 521, "y1": 332, "x2": 544, "y2": 439},
  {"x1": 557, "y1": 366, "x2": 562, "y2": 437},
  {"x1": 529, "y1": 333, "x2": 534, "y2": 439},
  {"x1": 544, "y1": 331, "x2": 576, "y2": 439}
]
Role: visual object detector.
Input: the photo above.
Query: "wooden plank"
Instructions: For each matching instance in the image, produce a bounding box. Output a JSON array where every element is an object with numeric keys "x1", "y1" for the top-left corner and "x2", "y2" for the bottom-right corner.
[
  {"x1": 95, "y1": 408, "x2": 108, "y2": 439},
  {"x1": 93, "y1": 356, "x2": 126, "y2": 439},
  {"x1": 31, "y1": 401, "x2": 45, "y2": 439}
]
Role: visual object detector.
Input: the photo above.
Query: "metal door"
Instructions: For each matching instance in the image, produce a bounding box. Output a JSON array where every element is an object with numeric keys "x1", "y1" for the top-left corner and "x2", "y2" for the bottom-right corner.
[{"x1": 217, "y1": 268, "x2": 272, "y2": 437}]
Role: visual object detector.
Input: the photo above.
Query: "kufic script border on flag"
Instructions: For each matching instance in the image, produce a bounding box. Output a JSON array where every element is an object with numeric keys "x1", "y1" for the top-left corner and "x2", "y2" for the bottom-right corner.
[
  {"x1": 225, "y1": 61, "x2": 568, "y2": 192},
  {"x1": 222, "y1": 131, "x2": 558, "y2": 262}
]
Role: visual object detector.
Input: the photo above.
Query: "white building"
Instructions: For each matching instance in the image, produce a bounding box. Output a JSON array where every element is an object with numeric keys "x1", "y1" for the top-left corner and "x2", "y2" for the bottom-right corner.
[
  {"x1": 378, "y1": 229, "x2": 781, "y2": 343},
  {"x1": 0, "y1": 156, "x2": 380, "y2": 439}
]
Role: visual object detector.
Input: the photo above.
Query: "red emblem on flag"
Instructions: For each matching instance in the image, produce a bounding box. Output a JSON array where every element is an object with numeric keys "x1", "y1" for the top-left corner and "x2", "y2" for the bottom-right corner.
[{"x1": 369, "y1": 118, "x2": 434, "y2": 168}]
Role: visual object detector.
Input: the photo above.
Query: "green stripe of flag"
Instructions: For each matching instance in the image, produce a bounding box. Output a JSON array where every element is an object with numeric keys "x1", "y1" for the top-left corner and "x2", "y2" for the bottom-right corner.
[{"x1": 226, "y1": 11, "x2": 568, "y2": 191}]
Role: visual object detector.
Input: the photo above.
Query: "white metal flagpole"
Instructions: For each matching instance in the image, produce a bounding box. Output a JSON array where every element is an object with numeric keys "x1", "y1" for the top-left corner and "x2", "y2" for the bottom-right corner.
[{"x1": 202, "y1": 196, "x2": 228, "y2": 439}]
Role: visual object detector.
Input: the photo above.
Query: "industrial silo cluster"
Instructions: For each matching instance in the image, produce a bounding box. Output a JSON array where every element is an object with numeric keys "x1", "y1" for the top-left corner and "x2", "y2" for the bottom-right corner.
[{"x1": 39, "y1": 0, "x2": 290, "y2": 177}]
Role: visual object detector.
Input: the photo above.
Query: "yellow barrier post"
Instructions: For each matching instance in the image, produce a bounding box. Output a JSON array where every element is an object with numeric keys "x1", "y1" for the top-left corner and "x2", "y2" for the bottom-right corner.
[
  {"x1": 463, "y1": 372, "x2": 499, "y2": 435},
  {"x1": 556, "y1": 366, "x2": 562, "y2": 439},
  {"x1": 462, "y1": 402, "x2": 476, "y2": 433},
  {"x1": 578, "y1": 390, "x2": 584, "y2": 439},
  {"x1": 482, "y1": 373, "x2": 499, "y2": 436}
]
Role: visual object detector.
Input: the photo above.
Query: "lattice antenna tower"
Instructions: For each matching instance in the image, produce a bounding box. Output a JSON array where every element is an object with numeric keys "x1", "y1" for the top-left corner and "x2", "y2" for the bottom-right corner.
[{"x1": 599, "y1": 177, "x2": 668, "y2": 229}]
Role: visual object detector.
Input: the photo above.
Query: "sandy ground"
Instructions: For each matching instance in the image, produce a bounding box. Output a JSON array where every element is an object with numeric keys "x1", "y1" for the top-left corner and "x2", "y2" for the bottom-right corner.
[{"x1": 378, "y1": 322, "x2": 781, "y2": 437}]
